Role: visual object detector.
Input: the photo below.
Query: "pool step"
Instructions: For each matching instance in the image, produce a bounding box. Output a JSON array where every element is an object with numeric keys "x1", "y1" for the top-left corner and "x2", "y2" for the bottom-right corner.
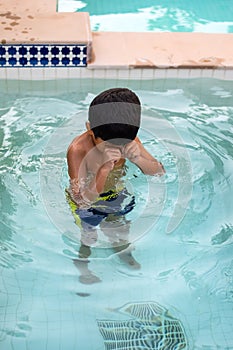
[
  {"x1": 88, "y1": 31, "x2": 233, "y2": 70},
  {"x1": 0, "y1": 0, "x2": 92, "y2": 67}
]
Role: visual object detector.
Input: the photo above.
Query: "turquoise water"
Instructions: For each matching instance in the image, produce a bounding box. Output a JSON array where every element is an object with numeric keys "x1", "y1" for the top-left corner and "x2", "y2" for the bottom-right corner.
[
  {"x1": 0, "y1": 78, "x2": 233, "y2": 349},
  {"x1": 59, "y1": 0, "x2": 233, "y2": 33}
]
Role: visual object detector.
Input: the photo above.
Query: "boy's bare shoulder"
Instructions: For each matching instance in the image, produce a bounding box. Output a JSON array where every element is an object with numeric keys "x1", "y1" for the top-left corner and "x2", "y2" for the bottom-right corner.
[{"x1": 67, "y1": 131, "x2": 93, "y2": 155}]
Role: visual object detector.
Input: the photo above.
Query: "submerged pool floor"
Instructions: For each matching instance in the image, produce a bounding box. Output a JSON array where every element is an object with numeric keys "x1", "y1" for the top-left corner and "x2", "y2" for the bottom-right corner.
[
  {"x1": 0, "y1": 78, "x2": 233, "y2": 349},
  {"x1": 59, "y1": 0, "x2": 233, "y2": 33}
]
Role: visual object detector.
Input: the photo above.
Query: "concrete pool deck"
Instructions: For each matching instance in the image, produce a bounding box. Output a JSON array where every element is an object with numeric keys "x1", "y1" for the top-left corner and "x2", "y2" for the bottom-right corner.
[
  {"x1": 0, "y1": 0, "x2": 233, "y2": 75},
  {"x1": 88, "y1": 31, "x2": 233, "y2": 69},
  {"x1": 0, "y1": 0, "x2": 91, "y2": 45}
]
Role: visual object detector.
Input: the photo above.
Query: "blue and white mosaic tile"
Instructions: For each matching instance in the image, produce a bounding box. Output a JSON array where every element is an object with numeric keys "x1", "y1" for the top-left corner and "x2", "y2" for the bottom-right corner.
[{"x1": 0, "y1": 44, "x2": 87, "y2": 67}]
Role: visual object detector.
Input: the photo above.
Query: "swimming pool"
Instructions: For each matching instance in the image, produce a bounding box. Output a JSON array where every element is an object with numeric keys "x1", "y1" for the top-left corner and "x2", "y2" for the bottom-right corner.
[
  {"x1": 58, "y1": 0, "x2": 233, "y2": 33},
  {"x1": 0, "y1": 77, "x2": 233, "y2": 349}
]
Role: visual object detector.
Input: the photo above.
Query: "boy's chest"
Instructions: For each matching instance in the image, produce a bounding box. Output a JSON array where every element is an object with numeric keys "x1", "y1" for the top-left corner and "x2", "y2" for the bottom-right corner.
[{"x1": 85, "y1": 151, "x2": 125, "y2": 189}]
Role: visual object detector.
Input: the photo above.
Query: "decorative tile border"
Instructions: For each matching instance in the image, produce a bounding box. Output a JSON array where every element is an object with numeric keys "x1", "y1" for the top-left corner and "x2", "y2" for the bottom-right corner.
[{"x1": 0, "y1": 44, "x2": 87, "y2": 67}]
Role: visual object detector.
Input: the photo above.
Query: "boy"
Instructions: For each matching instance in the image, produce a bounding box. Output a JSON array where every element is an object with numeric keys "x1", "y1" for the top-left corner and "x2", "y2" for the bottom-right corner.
[
  {"x1": 67, "y1": 88, "x2": 165, "y2": 283},
  {"x1": 67, "y1": 87, "x2": 165, "y2": 209}
]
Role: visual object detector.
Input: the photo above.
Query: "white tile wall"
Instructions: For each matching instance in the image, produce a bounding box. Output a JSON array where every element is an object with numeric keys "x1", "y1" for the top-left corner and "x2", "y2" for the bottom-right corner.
[
  {"x1": 5, "y1": 68, "x2": 20, "y2": 80},
  {"x1": 117, "y1": 69, "x2": 131, "y2": 80},
  {"x1": 30, "y1": 68, "x2": 46, "y2": 80},
  {"x1": 153, "y1": 69, "x2": 167, "y2": 79},
  {"x1": 212, "y1": 69, "x2": 227, "y2": 80},
  {"x1": 129, "y1": 69, "x2": 143, "y2": 80},
  {"x1": 166, "y1": 69, "x2": 179, "y2": 78},
  {"x1": 141, "y1": 69, "x2": 154, "y2": 80},
  {"x1": 0, "y1": 67, "x2": 6, "y2": 80},
  {"x1": 81, "y1": 68, "x2": 94, "y2": 79},
  {"x1": 18, "y1": 68, "x2": 32, "y2": 81},
  {"x1": 225, "y1": 69, "x2": 233, "y2": 80},
  {"x1": 188, "y1": 69, "x2": 203, "y2": 78},
  {"x1": 67, "y1": 68, "x2": 82, "y2": 79},
  {"x1": 104, "y1": 69, "x2": 118, "y2": 79},
  {"x1": 176, "y1": 69, "x2": 191, "y2": 79},
  {"x1": 42, "y1": 67, "x2": 56, "y2": 79},
  {"x1": 92, "y1": 69, "x2": 107, "y2": 79},
  {"x1": 1, "y1": 67, "x2": 233, "y2": 81},
  {"x1": 200, "y1": 69, "x2": 214, "y2": 79}
]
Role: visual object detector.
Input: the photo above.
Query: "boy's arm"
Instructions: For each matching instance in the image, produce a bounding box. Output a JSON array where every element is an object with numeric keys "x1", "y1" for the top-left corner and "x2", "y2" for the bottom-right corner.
[
  {"x1": 86, "y1": 146, "x2": 123, "y2": 198},
  {"x1": 67, "y1": 144, "x2": 90, "y2": 203},
  {"x1": 67, "y1": 144, "x2": 119, "y2": 204},
  {"x1": 67, "y1": 144, "x2": 85, "y2": 180},
  {"x1": 123, "y1": 137, "x2": 165, "y2": 176}
]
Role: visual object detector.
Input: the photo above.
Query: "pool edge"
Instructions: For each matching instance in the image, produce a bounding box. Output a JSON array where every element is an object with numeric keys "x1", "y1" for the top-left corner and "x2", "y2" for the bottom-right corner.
[{"x1": 0, "y1": 0, "x2": 233, "y2": 80}]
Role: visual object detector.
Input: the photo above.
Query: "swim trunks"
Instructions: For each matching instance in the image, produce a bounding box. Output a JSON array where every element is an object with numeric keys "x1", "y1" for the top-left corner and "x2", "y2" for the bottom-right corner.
[{"x1": 67, "y1": 188, "x2": 135, "y2": 230}]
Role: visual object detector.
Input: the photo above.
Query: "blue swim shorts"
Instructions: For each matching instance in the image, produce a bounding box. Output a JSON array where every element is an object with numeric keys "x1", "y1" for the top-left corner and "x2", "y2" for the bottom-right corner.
[{"x1": 67, "y1": 188, "x2": 135, "y2": 229}]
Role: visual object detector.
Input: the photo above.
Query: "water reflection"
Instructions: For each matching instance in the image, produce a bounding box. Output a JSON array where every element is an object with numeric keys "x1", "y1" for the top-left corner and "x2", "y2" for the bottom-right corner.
[{"x1": 64, "y1": 215, "x2": 141, "y2": 284}]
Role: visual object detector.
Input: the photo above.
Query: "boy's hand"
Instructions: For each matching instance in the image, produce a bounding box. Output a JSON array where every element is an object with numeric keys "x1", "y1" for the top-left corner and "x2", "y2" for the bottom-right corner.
[
  {"x1": 102, "y1": 145, "x2": 122, "y2": 170},
  {"x1": 123, "y1": 141, "x2": 140, "y2": 162}
]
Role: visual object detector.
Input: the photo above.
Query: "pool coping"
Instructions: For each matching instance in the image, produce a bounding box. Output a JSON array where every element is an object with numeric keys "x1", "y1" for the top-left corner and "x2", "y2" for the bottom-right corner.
[{"x1": 88, "y1": 32, "x2": 233, "y2": 70}]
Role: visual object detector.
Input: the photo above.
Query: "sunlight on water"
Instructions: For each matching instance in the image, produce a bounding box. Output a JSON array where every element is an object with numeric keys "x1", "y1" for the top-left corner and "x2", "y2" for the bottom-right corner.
[
  {"x1": 59, "y1": 0, "x2": 233, "y2": 33},
  {"x1": 0, "y1": 79, "x2": 233, "y2": 349}
]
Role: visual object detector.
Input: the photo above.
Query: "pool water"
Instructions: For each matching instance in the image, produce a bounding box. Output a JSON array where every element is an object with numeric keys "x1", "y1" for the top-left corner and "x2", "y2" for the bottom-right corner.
[
  {"x1": 59, "y1": 0, "x2": 233, "y2": 33},
  {"x1": 0, "y1": 78, "x2": 233, "y2": 349}
]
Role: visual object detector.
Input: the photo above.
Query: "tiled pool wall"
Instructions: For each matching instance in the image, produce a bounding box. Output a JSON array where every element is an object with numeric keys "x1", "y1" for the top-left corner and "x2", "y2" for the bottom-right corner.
[{"x1": 0, "y1": 0, "x2": 233, "y2": 81}]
